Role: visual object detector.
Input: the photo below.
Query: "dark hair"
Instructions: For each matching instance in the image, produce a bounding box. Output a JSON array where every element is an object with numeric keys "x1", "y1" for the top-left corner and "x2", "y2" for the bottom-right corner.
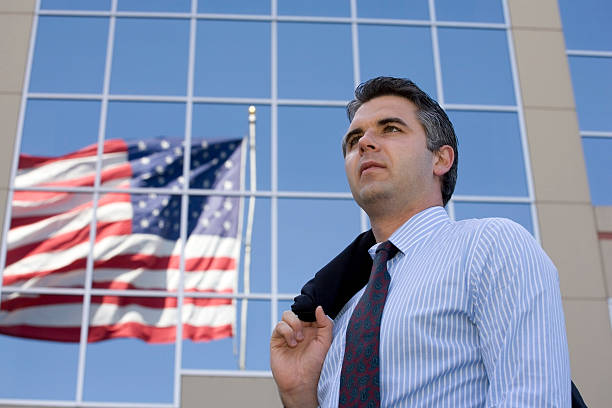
[{"x1": 345, "y1": 76, "x2": 458, "y2": 206}]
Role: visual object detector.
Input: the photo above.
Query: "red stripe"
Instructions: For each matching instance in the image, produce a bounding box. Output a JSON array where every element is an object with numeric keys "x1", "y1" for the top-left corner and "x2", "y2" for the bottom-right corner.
[
  {"x1": 598, "y1": 231, "x2": 612, "y2": 240},
  {"x1": 0, "y1": 294, "x2": 231, "y2": 311},
  {"x1": 2, "y1": 255, "x2": 235, "y2": 286},
  {"x1": 10, "y1": 192, "x2": 130, "y2": 229},
  {"x1": 0, "y1": 323, "x2": 233, "y2": 343},
  {"x1": 17, "y1": 139, "x2": 127, "y2": 170}
]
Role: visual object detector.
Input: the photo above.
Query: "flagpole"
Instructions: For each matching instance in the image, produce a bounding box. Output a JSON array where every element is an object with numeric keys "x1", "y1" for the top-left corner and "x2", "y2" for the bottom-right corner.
[{"x1": 239, "y1": 106, "x2": 257, "y2": 370}]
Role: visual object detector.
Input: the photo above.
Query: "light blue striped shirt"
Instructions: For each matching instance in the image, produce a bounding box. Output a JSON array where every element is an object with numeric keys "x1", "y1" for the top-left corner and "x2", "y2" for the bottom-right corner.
[{"x1": 318, "y1": 206, "x2": 570, "y2": 407}]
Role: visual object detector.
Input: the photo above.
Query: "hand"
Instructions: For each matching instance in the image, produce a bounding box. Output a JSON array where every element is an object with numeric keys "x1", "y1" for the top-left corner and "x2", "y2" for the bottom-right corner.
[{"x1": 270, "y1": 306, "x2": 333, "y2": 408}]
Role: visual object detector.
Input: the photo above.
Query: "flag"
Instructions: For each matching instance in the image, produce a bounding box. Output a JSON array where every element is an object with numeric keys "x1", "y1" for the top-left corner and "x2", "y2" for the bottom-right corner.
[{"x1": 0, "y1": 137, "x2": 245, "y2": 343}]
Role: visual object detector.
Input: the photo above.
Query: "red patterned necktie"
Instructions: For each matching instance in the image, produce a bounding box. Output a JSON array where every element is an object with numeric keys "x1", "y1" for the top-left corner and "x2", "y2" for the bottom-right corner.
[{"x1": 339, "y1": 240, "x2": 398, "y2": 407}]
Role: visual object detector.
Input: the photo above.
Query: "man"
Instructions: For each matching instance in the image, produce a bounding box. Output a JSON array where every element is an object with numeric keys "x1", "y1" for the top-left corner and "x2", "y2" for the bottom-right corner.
[{"x1": 270, "y1": 77, "x2": 571, "y2": 407}]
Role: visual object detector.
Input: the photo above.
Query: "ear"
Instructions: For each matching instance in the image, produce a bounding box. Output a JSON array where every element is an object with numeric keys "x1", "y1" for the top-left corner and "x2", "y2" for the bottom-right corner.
[{"x1": 433, "y1": 145, "x2": 454, "y2": 177}]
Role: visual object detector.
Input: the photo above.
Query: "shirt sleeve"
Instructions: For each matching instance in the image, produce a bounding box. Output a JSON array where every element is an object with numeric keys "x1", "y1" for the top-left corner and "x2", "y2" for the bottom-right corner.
[{"x1": 470, "y1": 218, "x2": 571, "y2": 407}]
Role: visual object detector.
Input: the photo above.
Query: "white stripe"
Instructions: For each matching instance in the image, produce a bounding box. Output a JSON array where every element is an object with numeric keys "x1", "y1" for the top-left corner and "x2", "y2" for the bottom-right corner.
[
  {"x1": 0, "y1": 302, "x2": 233, "y2": 328},
  {"x1": 7, "y1": 201, "x2": 131, "y2": 250},
  {"x1": 5, "y1": 232, "x2": 239, "y2": 280},
  {"x1": 15, "y1": 151, "x2": 127, "y2": 188}
]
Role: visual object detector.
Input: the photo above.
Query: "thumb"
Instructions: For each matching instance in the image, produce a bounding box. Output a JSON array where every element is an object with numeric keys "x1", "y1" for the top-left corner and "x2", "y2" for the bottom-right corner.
[{"x1": 315, "y1": 306, "x2": 333, "y2": 338}]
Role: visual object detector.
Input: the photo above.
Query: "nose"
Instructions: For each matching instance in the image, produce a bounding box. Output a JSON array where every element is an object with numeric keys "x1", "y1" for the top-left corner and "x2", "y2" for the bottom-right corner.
[{"x1": 358, "y1": 129, "x2": 378, "y2": 154}]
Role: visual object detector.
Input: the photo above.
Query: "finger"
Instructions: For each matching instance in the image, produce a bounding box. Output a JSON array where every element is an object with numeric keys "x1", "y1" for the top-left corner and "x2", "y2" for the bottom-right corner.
[
  {"x1": 282, "y1": 310, "x2": 304, "y2": 341},
  {"x1": 272, "y1": 320, "x2": 298, "y2": 347}
]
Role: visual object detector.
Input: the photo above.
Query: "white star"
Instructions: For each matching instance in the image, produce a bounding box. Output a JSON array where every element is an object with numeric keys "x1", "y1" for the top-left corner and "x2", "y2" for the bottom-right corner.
[
  {"x1": 223, "y1": 200, "x2": 233, "y2": 211},
  {"x1": 211, "y1": 158, "x2": 219, "y2": 166},
  {"x1": 149, "y1": 193, "x2": 157, "y2": 199},
  {"x1": 140, "y1": 157, "x2": 150, "y2": 165},
  {"x1": 204, "y1": 204, "x2": 210, "y2": 211},
  {"x1": 161, "y1": 140, "x2": 170, "y2": 149},
  {"x1": 224, "y1": 160, "x2": 233, "y2": 169},
  {"x1": 140, "y1": 219, "x2": 149, "y2": 228},
  {"x1": 162, "y1": 198, "x2": 169, "y2": 206},
  {"x1": 201, "y1": 140, "x2": 208, "y2": 149},
  {"x1": 203, "y1": 180, "x2": 210, "y2": 188},
  {"x1": 223, "y1": 221, "x2": 231, "y2": 231},
  {"x1": 165, "y1": 156, "x2": 173, "y2": 164},
  {"x1": 155, "y1": 165, "x2": 164, "y2": 174},
  {"x1": 153, "y1": 208, "x2": 160, "y2": 216},
  {"x1": 138, "y1": 201, "x2": 146, "y2": 209},
  {"x1": 141, "y1": 172, "x2": 151, "y2": 180},
  {"x1": 214, "y1": 210, "x2": 221, "y2": 218},
  {"x1": 201, "y1": 218, "x2": 210, "y2": 227},
  {"x1": 174, "y1": 147, "x2": 182, "y2": 156},
  {"x1": 220, "y1": 151, "x2": 227, "y2": 159},
  {"x1": 223, "y1": 180, "x2": 233, "y2": 190},
  {"x1": 229, "y1": 143, "x2": 236, "y2": 150},
  {"x1": 178, "y1": 176, "x2": 184, "y2": 185},
  {"x1": 138, "y1": 141, "x2": 146, "y2": 151},
  {"x1": 158, "y1": 220, "x2": 165, "y2": 228}
]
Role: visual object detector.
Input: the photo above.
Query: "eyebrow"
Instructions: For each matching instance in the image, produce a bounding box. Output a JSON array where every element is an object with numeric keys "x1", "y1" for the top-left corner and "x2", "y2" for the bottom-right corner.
[{"x1": 343, "y1": 116, "x2": 409, "y2": 143}]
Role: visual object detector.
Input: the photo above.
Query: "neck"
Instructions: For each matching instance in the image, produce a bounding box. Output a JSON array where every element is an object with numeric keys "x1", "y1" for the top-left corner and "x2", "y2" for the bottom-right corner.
[{"x1": 368, "y1": 200, "x2": 442, "y2": 242}]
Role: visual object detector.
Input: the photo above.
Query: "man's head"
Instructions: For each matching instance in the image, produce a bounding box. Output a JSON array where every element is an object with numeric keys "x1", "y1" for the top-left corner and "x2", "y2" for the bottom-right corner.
[{"x1": 343, "y1": 77, "x2": 458, "y2": 207}]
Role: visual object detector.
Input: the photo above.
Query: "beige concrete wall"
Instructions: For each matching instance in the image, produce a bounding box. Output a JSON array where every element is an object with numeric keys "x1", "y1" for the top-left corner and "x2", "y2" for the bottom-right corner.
[
  {"x1": 508, "y1": 0, "x2": 612, "y2": 406},
  {"x1": 181, "y1": 375, "x2": 282, "y2": 407},
  {"x1": 0, "y1": 0, "x2": 34, "y2": 241}
]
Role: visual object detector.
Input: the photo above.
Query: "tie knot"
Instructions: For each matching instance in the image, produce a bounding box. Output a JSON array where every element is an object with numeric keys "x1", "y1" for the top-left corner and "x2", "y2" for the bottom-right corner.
[{"x1": 375, "y1": 240, "x2": 398, "y2": 259}]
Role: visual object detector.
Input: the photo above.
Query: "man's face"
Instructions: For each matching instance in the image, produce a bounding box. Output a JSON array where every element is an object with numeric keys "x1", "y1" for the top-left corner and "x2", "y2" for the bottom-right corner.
[{"x1": 343, "y1": 95, "x2": 440, "y2": 214}]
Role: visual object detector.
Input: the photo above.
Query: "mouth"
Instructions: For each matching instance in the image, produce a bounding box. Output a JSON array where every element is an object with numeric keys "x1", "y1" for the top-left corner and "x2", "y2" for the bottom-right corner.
[{"x1": 359, "y1": 161, "x2": 385, "y2": 176}]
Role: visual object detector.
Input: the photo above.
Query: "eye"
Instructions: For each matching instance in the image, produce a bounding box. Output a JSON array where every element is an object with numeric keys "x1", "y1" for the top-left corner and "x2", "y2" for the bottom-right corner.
[
  {"x1": 384, "y1": 125, "x2": 401, "y2": 133},
  {"x1": 345, "y1": 134, "x2": 361, "y2": 149}
]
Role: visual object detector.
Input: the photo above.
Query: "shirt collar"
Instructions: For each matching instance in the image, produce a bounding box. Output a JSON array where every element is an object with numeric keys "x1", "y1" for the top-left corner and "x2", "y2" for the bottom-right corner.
[{"x1": 369, "y1": 206, "x2": 450, "y2": 257}]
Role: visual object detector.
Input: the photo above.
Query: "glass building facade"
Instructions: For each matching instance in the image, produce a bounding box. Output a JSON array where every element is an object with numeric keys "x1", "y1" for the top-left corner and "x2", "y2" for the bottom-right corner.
[{"x1": 0, "y1": 0, "x2": 610, "y2": 407}]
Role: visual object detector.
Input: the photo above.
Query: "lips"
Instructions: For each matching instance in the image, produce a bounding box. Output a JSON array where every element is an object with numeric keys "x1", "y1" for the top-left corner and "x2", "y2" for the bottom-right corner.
[{"x1": 359, "y1": 160, "x2": 385, "y2": 175}]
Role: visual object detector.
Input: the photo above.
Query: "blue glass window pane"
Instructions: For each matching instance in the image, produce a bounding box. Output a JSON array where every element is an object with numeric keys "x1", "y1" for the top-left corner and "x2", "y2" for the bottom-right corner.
[
  {"x1": 357, "y1": 0, "x2": 429, "y2": 20},
  {"x1": 582, "y1": 137, "x2": 612, "y2": 205},
  {"x1": 435, "y1": 0, "x2": 504, "y2": 23},
  {"x1": 41, "y1": 0, "x2": 110, "y2": 10},
  {"x1": 182, "y1": 300, "x2": 271, "y2": 370},
  {"x1": 198, "y1": 0, "x2": 270, "y2": 15},
  {"x1": 278, "y1": 199, "x2": 361, "y2": 294},
  {"x1": 194, "y1": 21, "x2": 270, "y2": 98},
  {"x1": 117, "y1": 0, "x2": 190, "y2": 12},
  {"x1": 278, "y1": 23, "x2": 353, "y2": 100},
  {"x1": 21, "y1": 99, "x2": 100, "y2": 157},
  {"x1": 454, "y1": 202, "x2": 533, "y2": 235},
  {"x1": 192, "y1": 103, "x2": 271, "y2": 190},
  {"x1": 29, "y1": 17, "x2": 108, "y2": 93},
  {"x1": 278, "y1": 0, "x2": 349, "y2": 17},
  {"x1": 438, "y1": 28, "x2": 515, "y2": 105},
  {"x1": 110, "y1": 18, "x2": 189, "y2": 96},
  {"x1": 0, "y1": 297, "x2": 81, "y2": 400},
  {"x1": 359, "y1": 25, "x2": 436, "y2": 97},
  {"x1": 449, "y1": 110, "x2": 528, "y2": 197},
  {"x1": 278, "y1": 106, "x2": 349, "y2": 192},
  {"x1": 106, "y1": 101, "x2": 185, "y2": 141},
  {"x1": 568, "y1": 56, "x2": 612, "y2": 132},
  {"x1": 558, "y1": 0, "x2": 612, "y2": 51},
  {"x1": 84, "y1": 335, "x2": 174, "y2": 402}
]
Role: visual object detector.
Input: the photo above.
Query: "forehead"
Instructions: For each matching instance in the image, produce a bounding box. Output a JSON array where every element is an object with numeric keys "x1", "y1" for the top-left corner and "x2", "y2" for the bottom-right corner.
[{"x1": 350, "y1": 95, "x2": 419, "y2": 126}]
